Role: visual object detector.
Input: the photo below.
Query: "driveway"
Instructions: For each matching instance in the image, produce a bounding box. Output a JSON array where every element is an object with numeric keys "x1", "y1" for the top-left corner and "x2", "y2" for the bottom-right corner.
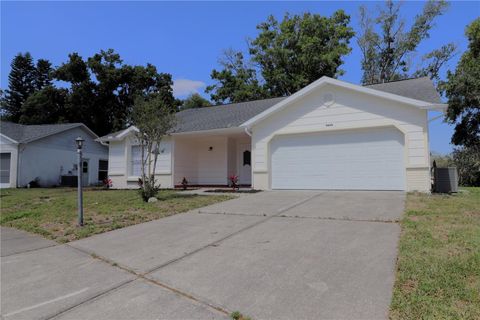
[{"x1": 1, "y1": 190, "x2": 404, "y2": 320}]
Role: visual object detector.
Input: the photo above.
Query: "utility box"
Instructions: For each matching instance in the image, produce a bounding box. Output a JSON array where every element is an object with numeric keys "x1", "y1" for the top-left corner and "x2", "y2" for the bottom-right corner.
[{"x1": 433, "y1": 167, "x2": 458, "y2": 193}]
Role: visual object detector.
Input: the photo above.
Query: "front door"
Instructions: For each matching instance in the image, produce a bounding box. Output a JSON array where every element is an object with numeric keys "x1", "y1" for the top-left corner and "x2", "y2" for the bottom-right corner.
[
  {"x1": 238, "y1": 143, "x2": 251, "y2": 185},
  {"x1": 82, "y1": 159, "x2": 89, "y2": 186}
]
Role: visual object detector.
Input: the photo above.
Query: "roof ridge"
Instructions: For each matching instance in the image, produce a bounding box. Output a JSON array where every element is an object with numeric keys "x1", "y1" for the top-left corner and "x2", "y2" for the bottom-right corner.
[
  {"x1": 210, "y1": 96, "x2": 286, "y2": 108},
  {"x1": 365, "y1": 76, "x2": 430, "y2": 86}
]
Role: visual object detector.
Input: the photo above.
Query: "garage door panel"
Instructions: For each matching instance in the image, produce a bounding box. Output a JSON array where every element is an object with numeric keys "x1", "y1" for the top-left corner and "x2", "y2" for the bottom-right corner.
[{"x1": 271, "y1": 128, "x2": 405, "y2": 190}]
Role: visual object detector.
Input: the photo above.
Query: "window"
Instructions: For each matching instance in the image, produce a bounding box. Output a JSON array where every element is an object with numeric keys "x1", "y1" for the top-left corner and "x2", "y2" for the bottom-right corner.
[
  {"x1": 0, "y1": 153, "x2": 11, "y2": 184},
  {"x1": 98, "y1": 160, "x2": 108, "y2": 181},
  {"x1": 82, "y1": 160, "x2": 89, "y2": 173},
  {"x1": 131, "y1": 146, "x2": 142, "y2": 176}
]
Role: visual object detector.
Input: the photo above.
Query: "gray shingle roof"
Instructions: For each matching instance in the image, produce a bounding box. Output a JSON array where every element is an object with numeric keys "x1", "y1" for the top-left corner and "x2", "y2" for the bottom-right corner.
[
  {"x1": 0, "y1": 121, "x2": 84, "y2": 143},
  {"x1": 98, "y1": 77, "x2": 442, "y2": 138},
  {"x1": 173, "y1": 77, "x2": 441, "y2": 133},
  {"x1": 175, "y1": 97, "x2": 286, "y2": 133},
  {"x1": 365, "y1": 77, "x2": 442, "y2": 104}
]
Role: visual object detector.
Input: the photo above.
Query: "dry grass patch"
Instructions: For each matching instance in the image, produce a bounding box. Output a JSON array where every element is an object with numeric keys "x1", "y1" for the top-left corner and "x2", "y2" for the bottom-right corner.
[{"x1": 0, "y1": 188, "x2": 232, "y2": 243}]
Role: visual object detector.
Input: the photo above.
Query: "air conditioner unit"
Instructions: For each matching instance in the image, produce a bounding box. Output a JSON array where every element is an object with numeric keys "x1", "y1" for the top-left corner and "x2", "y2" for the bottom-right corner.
[{"x1": 433, "y1": 167, "x2": 458, "y2": 193}]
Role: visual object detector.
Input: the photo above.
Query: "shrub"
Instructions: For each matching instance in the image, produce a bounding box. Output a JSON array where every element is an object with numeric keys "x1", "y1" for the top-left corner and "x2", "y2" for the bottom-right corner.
[
  {"x1": 229, "y1": 174, "x2": 239, "y2": 191},
  {"x1": 137, "y1": 177, "x2": 160, "y2": 201}
]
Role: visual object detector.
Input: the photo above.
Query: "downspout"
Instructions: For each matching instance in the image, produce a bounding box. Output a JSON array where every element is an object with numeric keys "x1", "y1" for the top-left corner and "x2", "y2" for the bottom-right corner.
[{"x1": 244, "y1": 126, "x2": 253, "y2": 189}]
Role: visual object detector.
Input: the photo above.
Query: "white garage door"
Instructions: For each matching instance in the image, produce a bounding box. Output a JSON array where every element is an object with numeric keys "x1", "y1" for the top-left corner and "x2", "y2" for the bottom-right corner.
[{"x1": 271, "y1": 127, "x2": 405, "y2": 190}]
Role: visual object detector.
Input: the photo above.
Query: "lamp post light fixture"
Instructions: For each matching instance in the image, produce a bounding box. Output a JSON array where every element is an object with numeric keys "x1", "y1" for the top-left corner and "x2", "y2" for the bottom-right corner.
[{"x1": 75, "y1": 136, "x2": 85, "y2": 226}]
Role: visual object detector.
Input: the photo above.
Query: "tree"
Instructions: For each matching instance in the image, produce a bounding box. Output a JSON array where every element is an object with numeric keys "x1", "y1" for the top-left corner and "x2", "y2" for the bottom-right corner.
[
  {"x1": 54, "y1": 49, "x2": 176, "y2": 135},
  {"x1": 34, "y1": 59, "x2": 53, "y2": 90},
  {"x1": 452, "y1": 145, "x2": 480, "y2": 186},
  {"x1": 1, "y1": 49, "x2": 176, "y2": 136},
  {"x1": 19, "y1": 87, "x2": 68, "y2": 124},
  {"x1": 443, "y1": 18, "x2": 480, "y2": 148},
  {"x1": 132, "y1": 94, "x2": 176, "y2": 201},
  {"x1": 181, "y1": 93, "x2": 211, "y2": 110},
  {"x1": 206, "y1": 49, "x2": 268, "y2": 104},
  {"x1": 250, "y1": 11, "x2": 354, "y2": 96},
  {"x1": 358, "y1": 0, "x2": 456, "y2": 85},
  {"x1": 1, "y1": 53, "x2": 36, "y2": 122},
  {"x1": 207, "y1": 11, "x2": 355, "y2": 103},
  {"x1": 412, "y1": 43, "x2": 457, "y2": 81}
]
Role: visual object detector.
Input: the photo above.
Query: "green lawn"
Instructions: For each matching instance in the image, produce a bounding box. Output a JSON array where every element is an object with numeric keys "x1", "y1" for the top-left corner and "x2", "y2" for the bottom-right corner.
[
  {"x1": 390, "y1": 188, "x2": 480, "y2": 319},
  {"x1": 0, "y1": 188, "x2": 232, "y2": 243}
]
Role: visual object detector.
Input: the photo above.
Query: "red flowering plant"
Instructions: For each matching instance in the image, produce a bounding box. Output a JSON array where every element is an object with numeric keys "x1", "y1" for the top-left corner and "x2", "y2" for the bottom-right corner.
[
  {"x1": 103, "y1": 178, "x2": 113, "y2": 189},
  {"x1": 181, "y1": 177, "x2": 189, "y2": 190},
  {"x1": 229, "y1": 174, "x2": 239, "y2": 191}
]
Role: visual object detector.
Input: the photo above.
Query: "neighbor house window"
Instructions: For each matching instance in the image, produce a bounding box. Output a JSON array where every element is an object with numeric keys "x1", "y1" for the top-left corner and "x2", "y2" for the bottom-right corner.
[
  {"x1": 0, "y1": 153, "x2": 11, "y2": 184},
  {"x1": 98, "y1": 160, "x2": 108, "y2": 181},
  {"x1": 131, "y1": 146, "x2": 142, "y2": 176}
]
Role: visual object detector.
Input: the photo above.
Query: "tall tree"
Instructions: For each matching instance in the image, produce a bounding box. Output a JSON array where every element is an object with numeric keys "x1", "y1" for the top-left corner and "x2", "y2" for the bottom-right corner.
[
  {"x1": 181, "y1": 93, "x2": 211, "y2": 110},
  {"x1": 34, "y1": 59, "x2": 53, "y2": 90},
  {"x1": 207, "y1": 11, "x2": 354, "y2": 103},
  {"x1": 206, "y1": 49, "x2": 268, "y2": 104},
  {"x1": 53, "y1": 49, "x2": 176, "y2": 135},
  {"x1": 358, "y1": 0, "x2": 456, "y2": 85},
  {"x1": 1, "y1": 53, "x2": 36, "y2": 122},
  {"x1": 250, "y1": 11, "x2": 354, "y2": 96},
  {"x1": 443, "y1": 18, "x2": 480, "y2": 147}
]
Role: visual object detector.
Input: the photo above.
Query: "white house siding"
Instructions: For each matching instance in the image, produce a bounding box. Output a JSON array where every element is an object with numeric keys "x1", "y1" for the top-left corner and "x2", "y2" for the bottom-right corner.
[
  {"x1": 227, "y1": 138, "x2": 237, "y2": 178},
  {"x1": 172, "y1": 134, "x2": 250, "y2": 187},
  {"x1": 109, "y1": 136, "x2": 173, "y2": 189},
  {"x1": 0, "y1": 136, "x2": 19, "y2": 188},
  {"x1": 197, "y1": 137, "x2": 228, "y2": 185},
  {"x1": 173, "y1": 137, "x2": 198, "y2": 185},
  {"x1": 17, "y1": 127, "x2": 108, "y2": 187},
  {"x1": 251, "y1": 84, "x2": 430, "y2": 192}
]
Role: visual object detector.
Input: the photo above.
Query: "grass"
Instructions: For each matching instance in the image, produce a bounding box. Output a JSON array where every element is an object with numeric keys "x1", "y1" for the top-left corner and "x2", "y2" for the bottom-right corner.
[
  {"x1": 0, "y1": 188, "x2": 232, "y2": 243},
  {"x1": 390, "y1": 187, "x2": 480, "y2": 320}
]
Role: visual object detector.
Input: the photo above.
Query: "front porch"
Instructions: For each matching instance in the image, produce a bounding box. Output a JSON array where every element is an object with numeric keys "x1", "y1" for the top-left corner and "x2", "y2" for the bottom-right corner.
[{"x1": 172, "y1": 129, "x2": 252, "y2": 188}]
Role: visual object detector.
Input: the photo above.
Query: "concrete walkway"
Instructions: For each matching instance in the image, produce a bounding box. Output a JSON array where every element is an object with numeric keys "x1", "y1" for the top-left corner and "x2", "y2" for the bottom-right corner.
[{"x1": 1, "y1": 191, "x2": 405, "y2": 320}]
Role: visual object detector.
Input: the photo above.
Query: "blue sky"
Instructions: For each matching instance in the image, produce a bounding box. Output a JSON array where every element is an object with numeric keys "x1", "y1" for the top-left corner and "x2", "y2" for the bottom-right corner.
[{"x1": 1, "y1": 1, "x2": 479, "y2": 154}]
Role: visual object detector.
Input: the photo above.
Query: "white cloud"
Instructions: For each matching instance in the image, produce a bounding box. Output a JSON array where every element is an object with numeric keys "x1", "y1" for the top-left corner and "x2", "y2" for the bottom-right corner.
[{"x1": 172, "y1": 79, "x2": 206, "y2": 97}]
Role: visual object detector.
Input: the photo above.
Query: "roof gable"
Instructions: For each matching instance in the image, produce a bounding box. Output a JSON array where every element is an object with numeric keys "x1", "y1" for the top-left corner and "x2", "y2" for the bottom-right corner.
[
  {"x1": 0, "y1": 121, "x2": 99, "y2": 144},
  {"x1": 241, "y1": 76, "x2": 446, "y2": 128},
  {"x1": 98, "y1": 76, "x2": 445, "y2": 140}
]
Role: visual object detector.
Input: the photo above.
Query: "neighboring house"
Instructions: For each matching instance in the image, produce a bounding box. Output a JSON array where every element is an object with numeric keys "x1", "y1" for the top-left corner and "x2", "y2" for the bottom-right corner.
[
  {"x1": 98, "y1": 76, "x2": 446, "y2": 192},
  {"x1": 0, "y1": 122, "x2": 108, "y2": 188}
]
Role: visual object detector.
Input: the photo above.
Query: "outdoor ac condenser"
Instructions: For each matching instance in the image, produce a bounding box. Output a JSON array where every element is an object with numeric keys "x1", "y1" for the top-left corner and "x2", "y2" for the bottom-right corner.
[{"x1": 433, "y1": 167, "x2": 459, "y2": 193}]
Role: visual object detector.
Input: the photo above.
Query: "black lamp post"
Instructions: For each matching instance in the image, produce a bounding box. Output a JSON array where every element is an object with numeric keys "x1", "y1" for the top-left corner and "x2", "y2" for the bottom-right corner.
[{"x1": 75, "y1": 136, "x2": 85, "y2": 226}]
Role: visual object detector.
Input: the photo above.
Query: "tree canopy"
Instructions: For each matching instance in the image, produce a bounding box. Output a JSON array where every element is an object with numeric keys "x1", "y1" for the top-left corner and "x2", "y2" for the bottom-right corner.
[
  {"x1": 206, "y1": 11, "x2": 354, "y2": 104},
  {"x1": 357, "y1": 0, "x2": 456, "y2": 85},
  {"x1": 1, "y1": 50, "x2": 177, "y2": 136},
  {"x1": 1, "y1": 53, "x2": 42, "y2": 122},
  {"x1": 443, "y1": 18, "x2": 480, "y2": 147},
  {"x1": 181, "y1": 93, "x2": 211, "y2": 110}
]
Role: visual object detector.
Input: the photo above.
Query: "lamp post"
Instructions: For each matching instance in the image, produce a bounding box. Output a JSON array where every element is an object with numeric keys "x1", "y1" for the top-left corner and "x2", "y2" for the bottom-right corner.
[{"x1": 75, "y1": 136, "x2": 85, "y2": 226}]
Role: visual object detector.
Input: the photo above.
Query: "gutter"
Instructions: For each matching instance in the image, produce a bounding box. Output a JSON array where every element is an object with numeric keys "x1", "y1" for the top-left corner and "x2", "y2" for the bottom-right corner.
[
  {"x1": 428, "y1": 114, "x2": 445, "y2": 123},
  {"x1": 244, "y1": 127, "x2": 252, "y2": 137}
]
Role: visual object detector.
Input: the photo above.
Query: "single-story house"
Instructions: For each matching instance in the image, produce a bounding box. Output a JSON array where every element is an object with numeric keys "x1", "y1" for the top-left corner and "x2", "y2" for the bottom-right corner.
[
  {"x1": 0, "y1": 122, "x2": 108, "y2": 188},
  {"x1": 98, "y1": 76, "x2": 446, "y2": 192}
]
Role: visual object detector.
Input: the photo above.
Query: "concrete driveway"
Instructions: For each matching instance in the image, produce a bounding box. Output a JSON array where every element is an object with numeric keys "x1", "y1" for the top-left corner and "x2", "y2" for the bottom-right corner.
[{"x1": 1, "y1": 190, "x2": 404, "y2": 320}]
